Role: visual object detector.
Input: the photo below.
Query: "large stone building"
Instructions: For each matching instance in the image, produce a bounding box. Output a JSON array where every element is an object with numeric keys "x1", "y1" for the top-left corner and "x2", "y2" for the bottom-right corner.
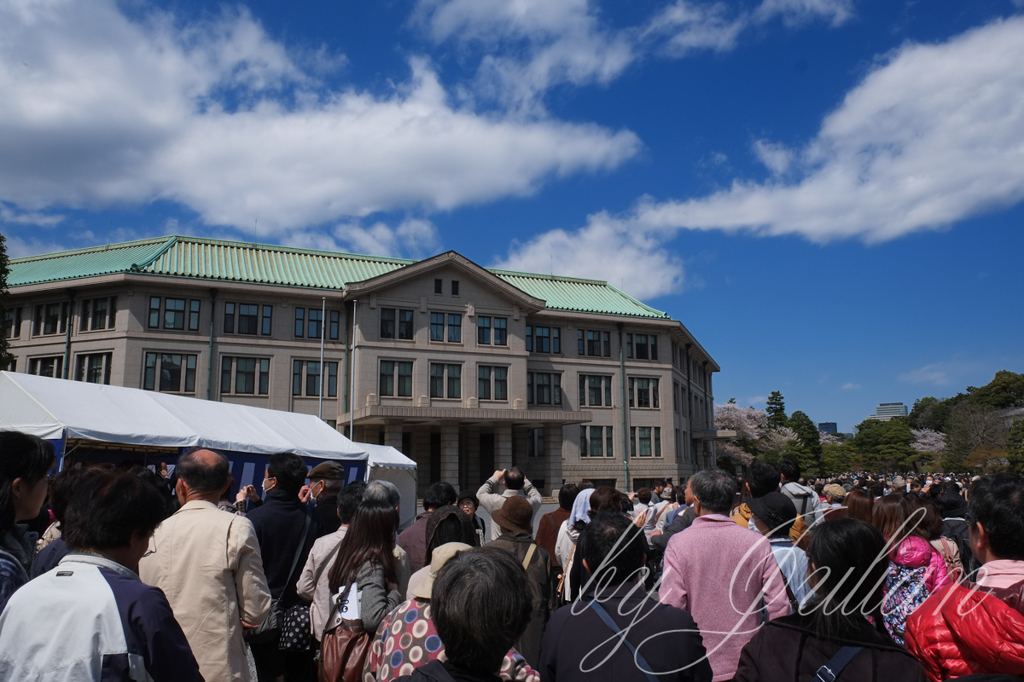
[{"x1": 2, "y1": 236, "x2": 722, "y2": 495}]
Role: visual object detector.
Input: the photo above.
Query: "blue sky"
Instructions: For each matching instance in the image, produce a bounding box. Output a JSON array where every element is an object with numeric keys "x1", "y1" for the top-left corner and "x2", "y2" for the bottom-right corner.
[{"x1": 2, "y1": 0, "x2": 1023, "y2": 431}]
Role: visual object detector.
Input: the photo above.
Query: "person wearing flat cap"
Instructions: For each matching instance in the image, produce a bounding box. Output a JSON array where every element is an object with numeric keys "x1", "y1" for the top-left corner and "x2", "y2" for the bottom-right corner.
[
  {"x1": 307, "y1": 462, "x2": 346, "y2": 533},
  {"x1": 748, "y1": 492, "x2": 814, "y2": 608},
  {"x1": 488, "y1": 496, "x2": 556, "y2": 667},
  {"x1": 363, "y1": 542, "x2": 539, "y2": 682}
]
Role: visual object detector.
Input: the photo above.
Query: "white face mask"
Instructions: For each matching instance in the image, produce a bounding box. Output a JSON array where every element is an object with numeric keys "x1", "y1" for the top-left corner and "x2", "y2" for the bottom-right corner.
[
  {"x1": 748, "y1": 516, "x2": 758, "y2": 532},
  {"x1": 262, "y1": 478, "x2": 275, "y2": 493}
]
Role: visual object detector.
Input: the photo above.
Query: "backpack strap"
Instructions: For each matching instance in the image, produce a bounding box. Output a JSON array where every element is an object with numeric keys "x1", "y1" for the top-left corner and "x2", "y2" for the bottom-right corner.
[
  {"x1": 815, "y1": 646, "x2": 863, "y2": 682},
  {"x1": 522, "y1": 544, "x2": 537, "y2": 571},
  {"x1": 587, "y1": 600, "x2": 659, "y2": 682}
]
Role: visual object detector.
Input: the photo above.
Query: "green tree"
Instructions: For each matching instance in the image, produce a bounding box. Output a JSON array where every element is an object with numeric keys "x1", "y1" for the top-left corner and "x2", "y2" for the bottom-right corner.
[
  {"x1": 967, "y1": 371, "x2": 1024, "y2": 409},
  {"x1": 821, "y1": 442, "x2": 858, "y2": 474},
  {"x1": 786, "y1": 410, "x2": 823, "y2": 473},
  {"x1": 0, "y1": 231, "x2": 10, "y2": 371},
  {"x1": 908, "y1": 396, "x2": 955, "y2": 432},
  {"x1": 943, "y1": 403, "x2": 1009, "y2": 473},
  {"x1": 851, "y1": 418, "x2": 919, "y2": 472},
  {"x1": 766, "y1": 391, "x2": 788, "y2": 431},
  {"x1": 1007, "y1": 420, "x2": 1024, "y2": 475}
]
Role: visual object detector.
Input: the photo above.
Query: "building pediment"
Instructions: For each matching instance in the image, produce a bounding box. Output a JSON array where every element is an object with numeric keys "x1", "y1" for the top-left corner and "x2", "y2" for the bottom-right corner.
[{"x1": 342, "y1": 251, "x2": 547, "y2": 313}]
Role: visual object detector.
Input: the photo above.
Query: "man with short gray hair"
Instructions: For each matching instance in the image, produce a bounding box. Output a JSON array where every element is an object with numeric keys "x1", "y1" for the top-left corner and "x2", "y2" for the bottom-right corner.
[
  {"x1": 659, "y1": 469, "x2": 788, "y2": 682},
  {"x1": 139, "y1": 448, "x2": 270, "y2": 682}
]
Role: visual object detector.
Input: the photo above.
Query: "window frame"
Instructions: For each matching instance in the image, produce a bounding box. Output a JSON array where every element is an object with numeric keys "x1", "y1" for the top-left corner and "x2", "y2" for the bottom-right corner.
[
  {"x1": 143, "y1": 352, "x2": 197, "y2": 393},
  {"x1": 527, "y1": 372, "x2": 562, "y2": 406}
]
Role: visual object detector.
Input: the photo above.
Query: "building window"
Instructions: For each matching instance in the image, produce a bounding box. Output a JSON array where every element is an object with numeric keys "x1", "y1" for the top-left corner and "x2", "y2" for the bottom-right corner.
[
  {"x1": 528, "y1": 428, "x2": 544, "y2": 458},
  {"x1": 262, "y1": 306, "x2": 273, "y2": 336},
  {"x1": 163, "y1": 298, "x2": 185, "y2": 330},
  {"x1": 148, "y1": 297, "x2": 161, "y2": 329},
  {"x1": 294, "y1": 308, "x2": 304, "y2": 337},
  {"x1": 430, "y1": 313, "x2": 444, "y2": 341},
  {"x1": 476, "y1": 317, "x2": 508, "y2": 346},
  {"x1": 526, "y1": 325, "x2": 560, "y2": 353},
  {"x1": 308, "y1": 309, "x2": 322, "y2": 339},
  {"x1": 29, "y1": 356, "x2": 64, "y2": 378},
  {"x1": 630, "y1": 427, "x2": 661, "y2": 458},
  {"x1": 478, "y1": 316, "x2": 490, "y2": 344},
  {"x1": 221, "y1": 357, "x2": 270, "y2": 395},
  {"x1": 578, "y1": 375, "x2": 613, "y2": 407},
  {"x1": 429, "y1": 363, "x2": 461, "y2": 399},
  {"x1": 493, "y1": 318, "x2": 507, "y2": 345},
  {"x1": 434, "y1": 278, "x2": 442, "y2": 294},
  {"x1": 527, "y1": 372, "x2": 561, "y2": 405},
  {"x1": 477, "y1": 365, "x2": 508, "y2": 401},
  {"x1": 3, "y1": 307, "x2": 22, "y2": 339},
  {"x1": 628, "y1": 377, "x2": 659, "y2": 408},
  {"x1": 578, "y1": 330, "x2": 611, "y2": 357},
  {"x1": 329, "y1": 310, "x2": 340, "y2": 340},
  {"x1": 429, "y1": 313, "x2": 461, "y2": 343},
  {"x1": 75, "y1": 353, "x2": 112, "y2": 384},
  {"x1": 580, "y1": 426, "x2": 614, "y2": 458},
  {"x1": 379, "y1": 360, "x2": 413, "y2": 397},
  {"x1": 189, "y1": 300, "x2": 201, "y2": 331},
  {"x1": 237, "y1": 304, "x2": 258, "y2": 335},
  {"x1": 626, "y1": 333, "x2": 657, "y2": 360},
  {"x1": 80, "y1": 297, "x2": 117, "y2": 332},
  {"x1": 451, "y1": 280, "x2": 460, "y2": 296},
  {"x1": 35, "y1": 302, "x2": 68, "y2": 336},
  {"x1": 143, "y1": 353, "x2": 197, "y2": 393},
  {"x1": 224, "y1": 303, "x2": 236, "y2": 334},
  {"x1": 447, "y1": 314, "x2": 461, "y2": 342},
  {"x1": 292, "y1": 360, "x2": 338, "y2": 397},
  {"x1": 380, "y1": 308, "x2": 414, "y2": 340}
]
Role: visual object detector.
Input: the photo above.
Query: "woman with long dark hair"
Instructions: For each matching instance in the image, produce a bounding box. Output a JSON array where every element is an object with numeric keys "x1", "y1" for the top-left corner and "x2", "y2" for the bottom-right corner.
[
  {"x1": 842, "y1": 487, "x2": 874, "y2": 524},
  {"x1": 0, "y1": 431, "x2": 55, "y2": 612},
  {"x1": 320, "y1": 499, "x2": 402, "y2": 681},
  {"x1": 734, "y1": 518, "x2": 928, "y2": 681}
]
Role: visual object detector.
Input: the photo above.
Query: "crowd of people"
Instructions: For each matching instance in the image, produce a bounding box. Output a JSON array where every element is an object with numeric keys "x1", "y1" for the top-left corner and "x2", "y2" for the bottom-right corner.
[{"x1": 0, "y1": 428, "x2": 1022, "y2": 681}]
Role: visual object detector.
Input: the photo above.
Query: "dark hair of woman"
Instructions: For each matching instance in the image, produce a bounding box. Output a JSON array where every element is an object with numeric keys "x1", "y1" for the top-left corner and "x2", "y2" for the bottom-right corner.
[
  {"x1": 425, "y1": 505, "x2": 477, "y2": 563},
  {"x1": 327, "y1": 498, "x2": 398, "y2": 593},
  {"x1": 842, "y1": 488, "x2": 874, "y2": 525},
  {"x1": 805, "y1": 518, "x2": 891, "y2": 640},
  {"x1": 589, "y1": 486, "x2": 626, "y2": 517},
  {"x1": 0, "y1": 431, "x2": 56, "y2": 537},
  {"x1": 904, "y1": 496, "x2": 944, "y2": 541},
  {"x1": 63, "y1": 468, "x2": 171, "y2": 550},
  {"x1": 872, "y1": 493, "x2": 925, "y2": 544}
]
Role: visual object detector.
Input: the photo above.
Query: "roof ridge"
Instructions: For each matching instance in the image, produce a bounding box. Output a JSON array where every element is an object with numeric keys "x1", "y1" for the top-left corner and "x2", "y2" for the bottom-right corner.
[
  {"x1": 488, "y1": 267, "x2": 608, "y2": 286},
  {"x1": 9, "y1": 236, "x2": 173, "y2": 263},
  {"x1": 601, "y1": 281, "x2": 667, "y2": 317},
  {"x1": 168, "y1": 235, "x2": 415, "y2": 265}
]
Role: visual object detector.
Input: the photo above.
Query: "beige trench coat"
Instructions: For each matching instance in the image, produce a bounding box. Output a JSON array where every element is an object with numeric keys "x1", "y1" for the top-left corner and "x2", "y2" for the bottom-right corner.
[{"x1": 140, "y1": 500, "x2": 271, "y2": 682}]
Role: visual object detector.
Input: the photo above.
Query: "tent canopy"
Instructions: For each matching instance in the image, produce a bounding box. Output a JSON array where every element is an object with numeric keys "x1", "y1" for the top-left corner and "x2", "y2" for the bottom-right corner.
[
  {"x1": 357, "y1": 442, "x2": 418, "y2": 530},
  {"x1": 0, "y1": 372, "x2": 367, "y2": 462}
]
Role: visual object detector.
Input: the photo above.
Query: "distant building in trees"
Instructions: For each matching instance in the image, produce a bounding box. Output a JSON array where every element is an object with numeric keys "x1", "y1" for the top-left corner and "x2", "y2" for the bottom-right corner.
[
  {"x1": 818, "y1": 422, "x2": 838, "y2": 434},
  {"x1": 867, "y1": 402, "x2": 908, "y2": 422}
]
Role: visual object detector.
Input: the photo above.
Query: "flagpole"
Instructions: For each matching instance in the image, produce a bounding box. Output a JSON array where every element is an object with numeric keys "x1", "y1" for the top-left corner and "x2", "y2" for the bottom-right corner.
[{"x1": 318, "y1": 297, "x2": 326, "y2": 420}]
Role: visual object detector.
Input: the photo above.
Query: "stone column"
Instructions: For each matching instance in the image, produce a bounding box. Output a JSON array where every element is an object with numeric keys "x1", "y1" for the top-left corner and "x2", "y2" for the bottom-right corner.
[
  {"x1": 496, "y1": 425, "x2": 513, "y2": 473},
  {"x1": 544, "y1": 424, "x2": 564, "y2": 497},
  {"x1": 512, "y1": 426, "x2": 530, "y2": 468},
  {"x1": 412, "y1": 428, "x2": 431, "y2": 498},
  {"x1": 384, "y1": 421, "x2": 403, "y2": 450},
  {"x1": 441, "y1": 422, "x2": 460, "y2": 486},
  {"x1": 464, "y1": 426, "x2": 481, "y2": 490}
]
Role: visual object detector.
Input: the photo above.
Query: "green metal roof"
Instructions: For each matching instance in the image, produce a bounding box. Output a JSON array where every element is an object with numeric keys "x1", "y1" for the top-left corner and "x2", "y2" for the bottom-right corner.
[
  {"x1": 9, "y1": 235, "x2": 667, "y2": 319},
  {"x1": 492, "y1": 270, "x2": 667, "y2": 319}
]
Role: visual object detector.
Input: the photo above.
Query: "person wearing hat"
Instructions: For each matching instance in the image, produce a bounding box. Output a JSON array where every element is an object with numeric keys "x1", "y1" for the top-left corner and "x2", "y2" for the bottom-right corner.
[
  {"x1": 823, "y1": 483, "x2": 847, "y2": 508},
  {"x1": 488, "y1": 496, "x2": 556, "y2": 667},
  {"x1": 748, "y1": 491, "x2": 814, "y2": 608},
  {"x1": 457, "y1": 490, "x2": 486, "y2": 546},
  {"x1": 307, "y1": 461, "x2": 346, "y2": 534},
  {"x1": 363, "y1": 542, "x2": 539, "y2": 682}
]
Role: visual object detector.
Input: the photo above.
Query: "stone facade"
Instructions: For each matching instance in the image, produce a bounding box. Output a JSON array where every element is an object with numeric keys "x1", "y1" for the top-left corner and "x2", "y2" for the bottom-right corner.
[{"x1": 4, "y1": 245, "x2": 720, "y2": 496}]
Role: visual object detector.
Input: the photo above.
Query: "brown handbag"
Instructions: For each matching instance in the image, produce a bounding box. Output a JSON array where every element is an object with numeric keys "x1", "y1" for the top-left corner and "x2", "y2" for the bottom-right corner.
[{"x1": 318, "y1": 619, "x2": 370, "y2": 682}]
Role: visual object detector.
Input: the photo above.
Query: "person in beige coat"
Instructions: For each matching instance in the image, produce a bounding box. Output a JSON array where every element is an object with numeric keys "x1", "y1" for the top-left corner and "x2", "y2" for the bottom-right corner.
[{"x1": 139, "y1": 448, "x2": 271, "y2": 682}]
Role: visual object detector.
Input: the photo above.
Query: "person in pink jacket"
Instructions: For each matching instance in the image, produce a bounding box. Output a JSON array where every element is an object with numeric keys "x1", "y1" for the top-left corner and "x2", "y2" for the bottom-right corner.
[{"x1": 873, "y1": 494, "x2": 951, "y2": 644}]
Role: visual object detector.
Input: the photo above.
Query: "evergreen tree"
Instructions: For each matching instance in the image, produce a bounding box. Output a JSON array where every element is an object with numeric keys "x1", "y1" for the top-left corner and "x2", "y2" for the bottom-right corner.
[
  {"x1": 1008, "y1": 420, "x2": 1024, "y2": 475},
  {"x1": 766, "y1": 391, "x2": 787, "y2": 431}
]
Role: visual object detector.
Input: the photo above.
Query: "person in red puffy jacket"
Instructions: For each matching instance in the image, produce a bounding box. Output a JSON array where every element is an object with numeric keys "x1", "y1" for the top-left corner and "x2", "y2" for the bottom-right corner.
[{"x1": 904, "y1": 473, "x2": 1024, "y2": 681}]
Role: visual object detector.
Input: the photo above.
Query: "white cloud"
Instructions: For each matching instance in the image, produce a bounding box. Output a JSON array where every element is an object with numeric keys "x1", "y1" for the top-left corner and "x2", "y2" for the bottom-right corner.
[
  {"x1": 4, "y1": 234, "x2": 68, "y2": 258},
  {"x1": 752, "y1": 139, "x2": 793, "y2": 176},
  {"x1": 0, "y1": 205, "x2": 64, "y2": 227},
  {"x1": 492, "y1": 211, "x2": 684, "y2": 299},
  {"x1": 604, "y1": 17, "x2": 1024, "y2": 243},
  {"x1": 0, "y1": 0, "x2": 639, "y2": 233},
  {"x1": 416, "y1": 0, "x2": 852, "y2": 111},
  {"x1": 898, "y1": 364, "x2": 951, "y2": 387},
  {"x1": 283, "y1": 218, "x2": 442, "y2": 261},
  {"x1": 841, "y1": 382, "x2": 860, "y2": 390}
]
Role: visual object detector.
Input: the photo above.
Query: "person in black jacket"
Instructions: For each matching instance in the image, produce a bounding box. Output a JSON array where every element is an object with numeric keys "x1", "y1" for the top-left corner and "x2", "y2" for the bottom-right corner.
[
  {"x1": 540, "y1": 512, "x2": 713, "y2": 682},
  {"x1": 734, "y1": 518, "x2": 928, "y2": 682},
  {"x1": 247, "y1": 452, "x2": 324, "y2": 682}
]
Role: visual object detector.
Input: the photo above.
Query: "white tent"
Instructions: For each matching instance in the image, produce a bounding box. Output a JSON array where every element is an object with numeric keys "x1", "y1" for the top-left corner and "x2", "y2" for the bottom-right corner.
[
  {"x1": 0, "y1": 372, "x2": 367, "y2": 463},
  {"x1": 357, "y1": 442, "x2": 418, "y2": 530}
]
